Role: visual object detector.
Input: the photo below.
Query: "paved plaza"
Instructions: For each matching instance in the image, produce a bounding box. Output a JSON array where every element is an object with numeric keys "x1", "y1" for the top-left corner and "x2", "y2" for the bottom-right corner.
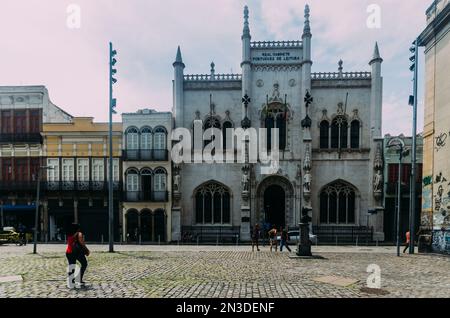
[{"x1": 0, "y1": 244, "x2": 449, "y2": 298}]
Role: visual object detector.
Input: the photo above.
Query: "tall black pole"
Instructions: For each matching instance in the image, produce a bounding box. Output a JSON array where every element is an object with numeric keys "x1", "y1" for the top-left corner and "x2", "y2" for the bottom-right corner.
[
  {"x1": 409, "y1": 39, "x2": 419, "y2": 254},
  {"x1": 33, "y1": 169, "x2": 41, "y2": 254},
  {"x1": 396, "y1": 147, "x2": 403, "y2": 257},
  {"x1": 108, "y1": 42, "x2": 114, "y2": 253}
]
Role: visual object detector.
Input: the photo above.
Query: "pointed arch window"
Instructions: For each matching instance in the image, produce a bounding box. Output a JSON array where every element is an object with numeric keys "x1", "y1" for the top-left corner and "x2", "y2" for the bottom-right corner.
[
  {"x1": 350, "y1": 120, "x2": 360, "y2": 149},
  {"x1": 222, "y1": 121, "x2": 233, "y2": 151},
  {"x1": 262, "y1": 103, "x2": 288, "y2": 151},
  {"x1": 195, "y1": 182, "x2": 231, "y2": 225},
  {"x1": 320, "y1": 121, "x2": 330, "y2": 149},
  {"x1": 320, "y1": 181, "x2": 356, "y2": 224},
  {"x1": 203, "y1": 117, "x2": 221, "y2": 148},
  {"x1": 331, "y1": 116, "x2": 348, "y2": 149}
]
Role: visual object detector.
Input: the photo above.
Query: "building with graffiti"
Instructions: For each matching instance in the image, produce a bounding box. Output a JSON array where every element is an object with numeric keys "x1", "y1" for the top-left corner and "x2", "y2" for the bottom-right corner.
[{"x1": 418, "y1": 0, "x2": 450, "y2": 253}]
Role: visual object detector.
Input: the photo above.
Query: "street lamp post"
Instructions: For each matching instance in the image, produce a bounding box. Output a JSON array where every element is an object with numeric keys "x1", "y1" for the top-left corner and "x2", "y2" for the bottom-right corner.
[
  {"x1": 108, "y1": 42, "x2": 118, "y2": 253},
  {"x1": 33, "y1": 166, "x2": 53, "y2": 254},
  {"x1": 387, "y1": 138, "x2": 408, "y2": 257},
  {"x1": 0, "y1": 201, "x2": 4, "y2": 229},
  {"x1": 409, "y1": 39, "x2": 419, "y2": 254}
]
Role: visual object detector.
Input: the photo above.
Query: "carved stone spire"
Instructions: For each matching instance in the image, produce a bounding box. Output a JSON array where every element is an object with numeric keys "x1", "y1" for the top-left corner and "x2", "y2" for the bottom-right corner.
[
  {"x1": 243, "y1": 5, "x2": 251, "y2": 38},
  {"x1": 303, "y1": 4, "x2": 311, "y2": 36},
  {"x1": 173, "y1": 46, "x2": 184, "y2": 67},
  {"x1": 369, "y1": 42, "x2": 383, "y2": 65}
]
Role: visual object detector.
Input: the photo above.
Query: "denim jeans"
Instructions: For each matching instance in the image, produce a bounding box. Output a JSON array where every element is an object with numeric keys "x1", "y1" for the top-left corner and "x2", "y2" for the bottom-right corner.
[{"x1": 280, "y1": 240, "x2": 291, "y2": 252}]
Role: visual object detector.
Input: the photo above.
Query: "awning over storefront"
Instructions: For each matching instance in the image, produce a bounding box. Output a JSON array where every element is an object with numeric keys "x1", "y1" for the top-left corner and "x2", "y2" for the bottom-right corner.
[{"x1": 0, "y1": 204, "x2": 36, "y2": 211}]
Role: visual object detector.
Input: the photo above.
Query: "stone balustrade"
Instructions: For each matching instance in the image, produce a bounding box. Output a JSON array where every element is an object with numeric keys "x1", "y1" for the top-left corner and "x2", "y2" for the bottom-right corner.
[
  {"x1": 312, "y1": 71, "x2": 371, "y2": 80},
  {"x1": 184, "y1": 74, "x2": 242, "y2": 81},
  {"x1": 250, "y1": 40, "x2": 302, "y2": 48}
]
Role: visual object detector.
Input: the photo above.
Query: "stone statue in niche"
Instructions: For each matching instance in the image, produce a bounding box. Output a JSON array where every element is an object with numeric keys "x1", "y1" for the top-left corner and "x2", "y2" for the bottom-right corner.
[
  {"x1": 373, "y1": 170, "x2": 383, "y2": 193},
  {"x1": 303, "y1": 172, "x2": 311, "y2": 193},
  {"x1": 173, "y1": 166, "x2": 181, "y2": 193},
  {"x1": 242, "y1": 169, "x2": 249, "y2": 193}
]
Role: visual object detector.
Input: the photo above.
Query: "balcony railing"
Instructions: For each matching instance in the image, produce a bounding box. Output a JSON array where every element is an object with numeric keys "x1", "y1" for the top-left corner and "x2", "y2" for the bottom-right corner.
[
  {"x1": 0, "y1": 133, "x2": 42, "y2": 144},
  {"x1": 125, "y1": 191, "x2": 169, "y2": 202},
  {"x1": 44, "y1": 181, "x2": 121, "y2": 192},
  {"x1": 0, "y1": 181, "x2": 38, "y2": 191},
  {"x1": 123, "y1": 149, "x2": 169, "y2": 161}
]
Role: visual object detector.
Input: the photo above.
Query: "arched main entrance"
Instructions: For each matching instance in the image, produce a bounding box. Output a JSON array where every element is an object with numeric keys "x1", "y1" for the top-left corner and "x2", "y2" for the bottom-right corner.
[
  {"x1": 264, "y1": 185, "x2": 286, "y2": 228},
  {"x1": 256, "y1": 176, "x2": 295, "y2": 229}
]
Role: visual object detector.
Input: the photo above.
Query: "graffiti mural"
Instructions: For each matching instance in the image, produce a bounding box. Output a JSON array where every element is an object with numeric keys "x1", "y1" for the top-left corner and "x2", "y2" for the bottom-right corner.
[
  {"x1": 432, "y1": 171, "x2": 450, "y2": 231},
  {"x1": 432, "y1": 230, "x2": 450, "y2": 254},
  {"x1": 435, "y1": 132, "x2": 447, "y2": 152}
]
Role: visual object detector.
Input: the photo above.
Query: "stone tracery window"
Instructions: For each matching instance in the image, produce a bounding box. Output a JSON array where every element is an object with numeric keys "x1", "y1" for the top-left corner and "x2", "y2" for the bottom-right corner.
[
  {"x1": 321, "y1": 115, "x2": 361, "y2": 150},
  {"x1": 195, "y1": 182, "x2": 231, "y2": 225},
  {"x1": 319, "y1": 181, "x2": 356, "y2": 224},
  {"x1": 261, "y1": 103, "x2": 289, "y2": 151},
  {"x1": 203, "y1": 116, "x2": 221, "y2": 148}
]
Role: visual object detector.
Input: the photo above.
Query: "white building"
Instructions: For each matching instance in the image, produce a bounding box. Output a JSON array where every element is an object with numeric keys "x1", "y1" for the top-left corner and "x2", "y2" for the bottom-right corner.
[
  {"x1": 171, "y1": 5, "x2": 385, "y2": 243},
  {"x1": 121, "y1": 109, "x2": 173, "y2": 243}
]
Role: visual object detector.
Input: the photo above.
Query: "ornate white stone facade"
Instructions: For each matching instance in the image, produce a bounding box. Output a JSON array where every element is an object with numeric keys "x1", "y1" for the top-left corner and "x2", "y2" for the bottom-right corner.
[{"x1": 171, "y1": 5, "x2": 385, "y2": 241}]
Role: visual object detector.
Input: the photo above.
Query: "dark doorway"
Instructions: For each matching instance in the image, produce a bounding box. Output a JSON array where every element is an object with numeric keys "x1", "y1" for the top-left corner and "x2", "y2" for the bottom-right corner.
[
  {"x1": 141, "y1": 210, "x2": 152, "y2": 241},
  {"x1": 264, "y1": 185, "x2": 285, "y2": 228},
  {"x1": 141, "y1": 174, "x2": 152, "y2": 201},
  {"x1": 154, "y1": 209, "x2": 166, "y2": 243},
  {"x1": 126, "y1": 210, "x2": 139, "y2": 242}
]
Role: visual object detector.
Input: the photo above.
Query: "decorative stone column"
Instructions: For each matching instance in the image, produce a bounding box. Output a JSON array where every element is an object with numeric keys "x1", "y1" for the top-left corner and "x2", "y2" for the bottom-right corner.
[{"x1": 172, "y1": 165, "x2": 182, "y2": 242}]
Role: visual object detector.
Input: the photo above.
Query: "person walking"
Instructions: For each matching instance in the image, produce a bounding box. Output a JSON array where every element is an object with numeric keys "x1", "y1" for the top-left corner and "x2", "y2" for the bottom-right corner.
[
  {"x1": 17, "y1": 223, "x2": 27, "y2": 245},
  {"x1": 403, "y1": 230, "x2": 411, "y2": 254},
  {"x1": 268, "y1": 225, "x2": 278, "y2": 252},
  {"x1": 251, "y1": 224, "x2": 261, "y2": 252},
  {"x1": 66, "y1": 223, "x2": 90, "y2": 288},
  {"x1": 279, "y1": 227, "x2": 292, "y2": 252}
]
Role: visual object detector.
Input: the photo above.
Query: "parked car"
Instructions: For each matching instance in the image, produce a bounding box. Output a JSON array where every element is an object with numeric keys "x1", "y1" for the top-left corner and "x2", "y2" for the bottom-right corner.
[
  {"x1": 0, "y1": 227, "x2": 31, "y2": 245},
  {"x1": 276, "y1": 230, "x2": 317, "y2": 245}
]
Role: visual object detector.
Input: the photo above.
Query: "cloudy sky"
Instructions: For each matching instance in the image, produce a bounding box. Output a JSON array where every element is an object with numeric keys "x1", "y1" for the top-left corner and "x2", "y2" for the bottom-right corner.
[{"x1": 0, "y1": 0, "x2": 430, "y2": 135}]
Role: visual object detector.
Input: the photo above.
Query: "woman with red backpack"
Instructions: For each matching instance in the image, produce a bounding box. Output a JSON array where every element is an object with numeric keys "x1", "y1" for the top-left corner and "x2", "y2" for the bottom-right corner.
[{"x1": 66, "y1": 223, "x2": 90, "y2": 288}]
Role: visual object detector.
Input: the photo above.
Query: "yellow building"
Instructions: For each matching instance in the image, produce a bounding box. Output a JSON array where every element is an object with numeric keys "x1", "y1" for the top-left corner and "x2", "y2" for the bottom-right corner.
[
  {"x1": 419, "y1": 0, "x2": 450, "y2": 253},
  {"x1": 42, "y1": 117, "x2": 123, "y2": 242}
]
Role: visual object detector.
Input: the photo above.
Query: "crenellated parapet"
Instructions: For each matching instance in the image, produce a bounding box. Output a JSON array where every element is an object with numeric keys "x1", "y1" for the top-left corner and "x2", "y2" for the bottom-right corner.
[
  {"x1": 312, "y1": 71, "x2": 371, "y2": 80},
  {"x1": 250, "y1": 40, "x2": 302, "y2": 49},
  {"x1": 183, "y1": 74, "x2": 242, "y2": 82}
]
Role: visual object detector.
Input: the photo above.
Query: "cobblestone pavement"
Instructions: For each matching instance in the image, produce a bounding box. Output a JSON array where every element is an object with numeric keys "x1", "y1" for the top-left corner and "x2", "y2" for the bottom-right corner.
[{"x1": 0, "y1": 244, "x2": 449, "y2": 298}]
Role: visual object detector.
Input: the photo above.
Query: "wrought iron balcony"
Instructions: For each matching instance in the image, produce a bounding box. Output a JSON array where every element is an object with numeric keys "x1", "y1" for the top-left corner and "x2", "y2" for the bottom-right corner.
[
  {"x1": 0, "y1": 181, "x2": 37, "y2": 191},
  {"x1": 125, "y1": 191, "x2": 169, "y2": 202},
  {"x1": 0, "y1": 133, "x2": 42, "y2": 144},
  {"x1": 123, "y1": 149, "x2": 169, "y2": 161},
  {"x1": 44, "y1": 181, "x2": 121, "y2": 192}
]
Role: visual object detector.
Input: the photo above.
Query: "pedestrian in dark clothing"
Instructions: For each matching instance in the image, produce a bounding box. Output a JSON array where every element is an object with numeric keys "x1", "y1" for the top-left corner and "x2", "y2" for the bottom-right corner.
[
  {"x1": 251, "y1": 224, "x2": 261, "y2": 252},
  {"x1": 279, "y1": 227, "x2": 292, "y2": 252},
  {"x1": 66, "y1": 223, "x2": 90, "y2": 288}
]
